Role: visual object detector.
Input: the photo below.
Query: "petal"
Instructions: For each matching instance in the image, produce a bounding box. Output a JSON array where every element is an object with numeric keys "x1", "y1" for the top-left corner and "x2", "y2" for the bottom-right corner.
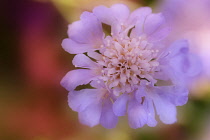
[
  {"x1": 144, "y1": 13, "x2": 166, "y2": 36},
  {"x1": 128, "y1": 100, "x2": 147, "y2": 129},
  {"x1": 68, "y1": 12, "x2": 103, "y2": 45},
  {"x1": 93, "y1": 4, "x2": 130, "y2": 25},
  {"x1": 144, "y1": 99, "x2": 157, "y2": 127},
  {"x1": 113, "y1": 94, "x2": 129, "y2": 116},
  {"x1": 62, "y1": 39, "x2": 93, "y2": 54},
  {"x1": 153, "y1": 66, "x2": 171, "y2": 81},
  {"x1": 167, "y1": 40, "x2": 201, "y2": 78},
  {"x1": 72, "y1": 54, "x2": 97, "y2": 68},
  {"x1": 162, "y1": 40, "x2": 191, "y2": 84},
  {"x1": 169, "y1": 55, "x2": 187, "y2": 75},
  {"x1": 110, "y1": 4, "x2": 130, "y2": 23},
  {"x1": 148, "y1": 26, "x2": 171, "y2": 42},
  {"x1": 170, "y1": 86, "x2": 189, "y2": 106},
  {"x1": 60, "y1": 69, "x2": 96, "y2": 91},
  {"x1": 128, "y1": 7, "x2": 152, "y2": 26},
  {"x1": 182, "y1": 54, "x2": 202, "y2": 77},
  {"x1": 161, "y1": 65, "x2": 186, "y2": 86},
  {"x1": 111, "y1": 20, "x2": 122, "y2": 35},
  {"x1": 79, "y1": 102, "x2": 102, "y2": 127},
  {"x1": 87, "y1": 51, "x2": 103, "y2": 61},
  {"x1": 152, "y1": 93, "x2": 177, "y2": 124},
  {"x1": 90, "y1": 80, "x2": 105, "y2": 89},
  {"x1": 135, "y1": 86, "x2": 146, "y2": 103},
  {"x1": 130, "y1": 21, "x2": 144, "y2": 37},
  {"x1": 167, "y1": 40, "x2": 189, "y2": 58},
  {"x1": 157, "y1": 86, "x2": 189, "y2": 106},
  {"x1": 100, "y1": 99, "x2": 118, "y2": 129},
  {"x1": 135, "y1": 88, "x2": 157, "y2": 127},
  {"x1": 68, "y1": 89, "x2": 101, "y2": 112},
  {"x1": 93, "y1": 5, "x2": 115, "y2": 25}
]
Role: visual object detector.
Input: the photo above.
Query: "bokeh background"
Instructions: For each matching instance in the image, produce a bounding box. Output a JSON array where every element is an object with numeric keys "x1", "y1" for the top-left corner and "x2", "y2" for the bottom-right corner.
[{"x1": 0, "y1": 0, "x2": 210, "y2": 140}]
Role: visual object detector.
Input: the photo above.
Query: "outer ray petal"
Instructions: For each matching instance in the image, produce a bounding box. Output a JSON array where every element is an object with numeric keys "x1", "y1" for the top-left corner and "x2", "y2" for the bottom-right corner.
[
  {"x1": 152, "y1": 93, "x2": 177, "y2": 124},
  {"x1": 159, "y1": 86, "x2": 189, "y2": 106},
  {"x1": 128, "y1": 7, "x2": 152, "y2": 27},
  {"x1": 128, "y1": 100, "x2": 147, "y2": 129},
  {"x1": 167, "y1": 40, "x2": 201, "y2": 78},
  {"x1": 110, "y1": 4, "x2": 130, "y2": 23},
  {"x1": 79, "y1": 103, "x2": 102, "y2": 127},
  {"x1": 68, "y1": 89, "x2": 101, "y2": 112},
  {"x1": 93, "y1": 5, "x2": 115, "y2": 25},
  {"x1": 87, "y1": 51, "x2": 103, "y2": 61},
  {"x1": 72, "y1": 54, "x2": 97, "y2": 68},
  {"x1": 183, "y1": 54, "x2": 202, "y2": 77},
  {"x1": 93, "y1": 4, "x2": 130, "y2": 25},
  {"x1": 113, "y1": 93, "x2": 129, "y2": 116},
  {"x1": 62, "y1": 39, "x2": 93, "y2": 54},
  {"x1": 148, "y1": 26, "x2": 171, "y2": 42},
  {"x1": 60, "y1": 69, "x2": 96, "y2": 91},
  {"x1": 135, "y1": 86, "x2": 146, "y2": 103},
  {"x1": 144, "y1": 99, "x2": 157, "y2": 127},
  {"x1": 167, "y1": 40, "x2": 189, "y2": 58},
  {"x1": 100, "y1": 99, "x2": 118, "y2": 129},
  {"x1": 144, "y1": 13, "x2": 165, "y2": 35},
  {"x1": 68, "y1": 12, "x2": 103, "y2": 45}
]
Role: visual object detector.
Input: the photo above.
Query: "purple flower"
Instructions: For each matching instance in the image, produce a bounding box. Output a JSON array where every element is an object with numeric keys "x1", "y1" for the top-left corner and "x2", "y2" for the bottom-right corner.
[{"x1": 61, "y1": 4, "x2": 201, "y2": 129}]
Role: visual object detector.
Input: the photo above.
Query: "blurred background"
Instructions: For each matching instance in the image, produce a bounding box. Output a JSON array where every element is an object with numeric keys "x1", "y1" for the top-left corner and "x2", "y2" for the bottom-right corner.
[{"x1": 0, "y1": 0, "x2": 210, "y2": 140}]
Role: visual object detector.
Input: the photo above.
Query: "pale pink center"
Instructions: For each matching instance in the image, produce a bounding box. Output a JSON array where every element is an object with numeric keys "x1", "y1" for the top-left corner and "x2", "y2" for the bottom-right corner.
[{"x1": 97, "y1": 36, "x2": 160, "y2": 95}]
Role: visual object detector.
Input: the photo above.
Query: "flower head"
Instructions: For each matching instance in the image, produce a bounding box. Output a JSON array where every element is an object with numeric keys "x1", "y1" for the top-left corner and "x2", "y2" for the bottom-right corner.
[{"x1": 61, "y1": 4, "x2": 201, "y2": 129}]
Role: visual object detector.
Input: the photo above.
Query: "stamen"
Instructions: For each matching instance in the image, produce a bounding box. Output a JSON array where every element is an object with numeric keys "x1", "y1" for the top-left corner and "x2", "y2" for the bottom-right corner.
[{"x1": 98, "y1": 36, "x2": 160, "y2": 93}]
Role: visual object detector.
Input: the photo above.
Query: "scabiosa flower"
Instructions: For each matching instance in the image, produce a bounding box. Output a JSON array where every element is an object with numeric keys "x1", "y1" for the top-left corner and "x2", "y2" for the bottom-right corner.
[{"x1": 61, "y1": 4, "x2": 201, "y2": 129}]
